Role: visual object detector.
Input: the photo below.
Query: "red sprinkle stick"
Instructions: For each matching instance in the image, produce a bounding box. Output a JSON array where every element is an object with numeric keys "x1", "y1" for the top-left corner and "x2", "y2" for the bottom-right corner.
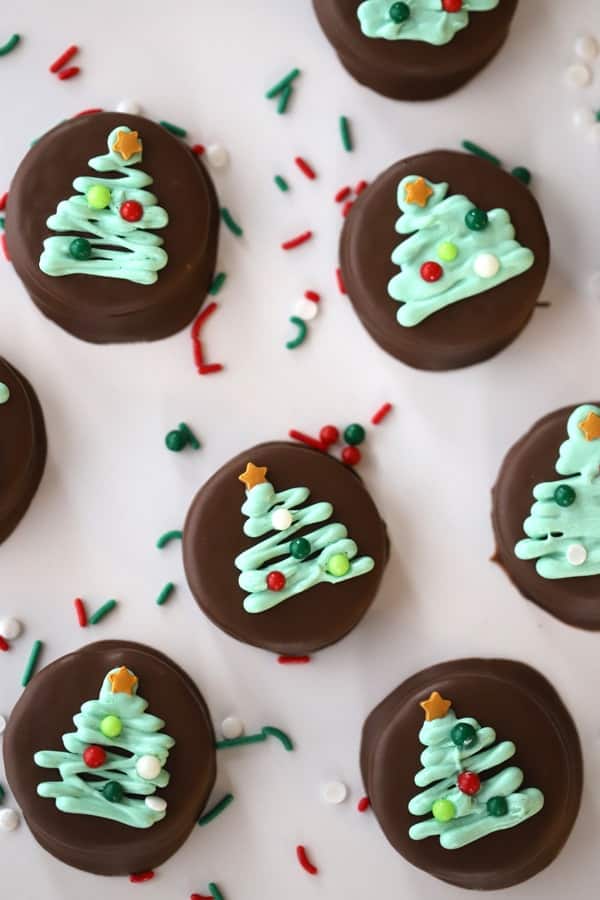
[
  {"x1": 191, "y1": 303, "x2": 223, "y2": 375},
  {"x1": 1, "y1": 234, "x2": 11, "y2": 262},
  {"x1": 357, "y1": 796, "x2": 370, "y2": 813},
  {"x1": 199, "y1": 363, "x2": 223, "y2": 375},
  {"x1": 191, "y1": 302, "x2": 218, "y2": 339},
  {"x1": 191, "y1": 144, "x2": 205, "y2": 156},
  {"x1": 304, "y1": 290, "x2": 320, "y2": 303},
  {"x1": 58, "y1": 66, "x2": 80, "y2": 81},
  {"x1": 129, "y1": 871, "x2": 155, "y2": 884},
  {"x1": 336, "y1": 267, "x2": 346, "y2": 295},
  {"x1": 0, "y1": 636, "x2": 9, "y2": 652},
  {"x1": 296, "y1": 845, "x2": 318, "y2": 876},
  {"x1": 334, "y1": 186, "x2": 351, "y2": 203},
  {"x1": 278, "y1": 655, "x2": 311, "y2": 664},
  {"x1": 74, "y1": 597, "x2": 87, "y2": 628},
  {"x1": 190, "y1": 895, "x2": 212, "y2": 900},
  {"x1": 371, "y1": 403, "x2": 392, "y2": 425},
  {"x1": 342, "y1": 200, "x2": 354, "y2": 218},
  {"x1": 355, "y1": 179, "x2": 368, "y2": 195},
  {"x1": 0, "y1": 192, "x2": 7, "y2": 211},
  {"x1": 288, "y1": 429, "x2": 325, "y2": 452},
  {"x1": 281, "y1": 230, "x2": 312, "y2": 251},
  {"x1": 73, "y1": 108, "x2": 102, "y2": 117},
  {"x1": 294, "y1": 157, "x2": 317, "y2": 180},
  {"x1": 49, "y1": 44, "x2": 78, "y2": 73}
]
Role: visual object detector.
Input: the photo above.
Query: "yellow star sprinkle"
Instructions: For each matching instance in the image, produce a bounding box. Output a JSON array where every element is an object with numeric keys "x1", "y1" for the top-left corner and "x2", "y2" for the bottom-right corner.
[
  {"x1": 112, "y1": 130, "x2": 143, "y2": 161},
  {"x1": 238, "y1": 462, "x2": 268, "y2": 490},
  {"x1": 108, "y1": 666, "x2": 138, "y2": 695},
  {"x1": 420, "y1": 691, "x2": 452, "y2": 722},
  {"x1": 579, "y1": 411, "x2": 600, "y2": 442},
  {"x1": 404, "y1": 177, "x2": 433, "y2": 208}
]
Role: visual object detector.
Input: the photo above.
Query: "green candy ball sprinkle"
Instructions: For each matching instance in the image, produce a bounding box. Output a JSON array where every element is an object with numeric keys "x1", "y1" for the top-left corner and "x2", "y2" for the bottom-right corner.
[
  {"x1": 554, "y1": 484, "x2": 576, "y2": 507},
  {"x1": 487, "y1": 795, "x2": 509, "y2": 817},
  {"x1": 290, "y1": 537, "x2": 311, "y2": 560},
  {"x1": 344, "y1": 423, "x2": 366, "y2": 446},
  {"x1": 86, "y1": 184, "x2": 112, "y2": 210},
  {"x1": 451, "y1": 722, "x2": 477, "y2": 749},
  {"x1": 432, "y1": 798, "x2": 456, "y2": 823},
  {"x1": 438, "y1": 241, "x2": 458, "y2": 262},
  {"x1": 165, "y1": 430, "x2": 186, "y2": 452},
  {"x1": 69, "y1": 237, "x2": 92, "y2": 261},
  {"x1": 389, "y1": 1, "x2": 410, "y2": 23},
  {"x1": 512, "y1": 166, "x2": 531, "y2": 186},
  {"x1": 327, "y1": 553, "x2": 351, "y2": 577},
  {"x1": 465, "y1": 208, "x2": 489, "y2": 231},
  {"x1": 0, "y1": 382, "x2": 10, "y2": 405},
  {"x1": 100, "y1": 715, "x2": 123, "y2": 739},
  {"x1": 102, "y1": 781, "x2": 124, "y2": 803}
]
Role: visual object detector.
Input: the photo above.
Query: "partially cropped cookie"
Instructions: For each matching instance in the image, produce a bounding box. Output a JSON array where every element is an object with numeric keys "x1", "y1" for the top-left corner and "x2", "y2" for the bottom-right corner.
[
  {"x1": 493, "y1": 403, "x2": 600, "y2": 630},
  {"x1": 0, "y1": 357, "x2": 46, "y2": 544},
  {"x1": 313, "y1": 0, "x2": 519, "y2": 100},
  {"x1": 6, "y1": 113, "x2": 219, "y2": 343},
  {"x1": 361, "y1": 659, "x2": 581, "y2": 890},
  {"x1": 3, "y1": 641, "x2": 216, "y2": 875},
  {"x1": 183, "y1": 442, "x2": 389, "y2": 655},
  {"x1": 340, "y1": 150, "x2": 549, "y2": 370}
]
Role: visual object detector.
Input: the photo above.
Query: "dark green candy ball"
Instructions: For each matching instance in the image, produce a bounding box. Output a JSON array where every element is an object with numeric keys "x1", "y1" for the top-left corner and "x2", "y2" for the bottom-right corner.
[
  {"x1": 102, "y1": 781, "x2": 124, "y2": 803},
  {"x1": 290, "y1": 537, "x2": 311, "y2": 560},
  {"x1": 69, "y1": 237, "x2": 92, "y2": 261},
  {"x1": 450, "y1": 722, "x2": 477, "y2": 749},
  {"x1": 512, "y1": 166, "x2": 531, "y2": 186},
  {"x1": 344, "y1": 423, "x2": 366, "y2": 446},
  {"x1": 487, "y1": 795, "x2": 508, "y2": 817},
  {"x1": 465, "y1": 208, "x2": 489, "y2": 231},
  {"x1": 389, "y1": 1, "x2": 410, "y2": 23},
  {"x1": 554, "y1": 484, "x2": 576, "y2": 507},
  {"x1": 165, "y1": 430, "x2": 186, "y2": 452}
]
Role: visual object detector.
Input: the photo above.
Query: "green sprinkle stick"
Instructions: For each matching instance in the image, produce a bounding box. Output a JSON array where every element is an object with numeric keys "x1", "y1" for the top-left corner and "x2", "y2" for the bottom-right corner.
[
  {"x1": 0, "y1": 218, "x2": 4, "y2": 231},
  {"x1": 0, "y1": 34, "x2": 20, "y2": 56},
  {"x1": 156, "y1": 529, "x2": 183, "y2": 548},
  {"x1": 262, "y1": 726, "x2": 294, "y2": 751},
  {"x1": 88, "y1": 599, "x2": 117, "y2": 625},
  {"x1": 340, "y1": 116, "x2": 353, "y2": 152},
  {"x1": 209, "y1": 884, "x2": 225, "y2": 900},
  {"x1": 0, "y1": 781, "x2": 5, "y2": 802},
  {"x1": 198, "y1": 793, "x2": 234, "y2": 826},
  {"x1": 21, "y1": 640, "x2": 43, "y2": 687},
  {"x1": 179, "y1": 423, "x2": 200, "y2": 449},
  {"x1": 511, "y1": 166, "x2": 532, "y2": 186},
  {"x1": 277, "y1": 84, "x2": 293, "y2": 115},
  {"x1": 159, "y1": 120, "x2": 187, "y2": 138},
  {"x1": 274, "y1": 175, "x2": 289, "y2": 192},
  {"x1": 220, "y1": 208, "x2": 243, "y2": 237},
  {"x1": 209, "y1": 272, "x2": 227, "y2": 295},
  {"x1": 265, "y1": 68, "x2": 300, "y2": 99},
  {"x1": 216, "y1": 732, "x2": 266, "y2": 750},
  {"x1": 461, "y1": 140, "x2": 502, "y2": 167},
  {"x1": 156, "y1": 582, "x2": 175, "y2": 606},
  {"x1": 286, "y1": 316, "x2": 307, "y2": 350}
]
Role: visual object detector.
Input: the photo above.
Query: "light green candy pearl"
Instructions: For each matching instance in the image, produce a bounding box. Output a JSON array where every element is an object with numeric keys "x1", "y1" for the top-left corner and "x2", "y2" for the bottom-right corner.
[
  {"x1": 86, "y1": 184, "x2": 112, "y2": 210},
  {"x1": 0, "y1": 382, "x2": 10, "y2": 404},
  {"x1": 100, "y1": 715, "x2": 123, "y2": 738},
  {"x1": 438, "y1": 242, "x2": 458, "y2": 262},
  {"x1": 432, "y1": 798, "x2": 456, "y2": 822},
  {"x1": 327, "y1": 553, "x2": 351, "y2": 577}
]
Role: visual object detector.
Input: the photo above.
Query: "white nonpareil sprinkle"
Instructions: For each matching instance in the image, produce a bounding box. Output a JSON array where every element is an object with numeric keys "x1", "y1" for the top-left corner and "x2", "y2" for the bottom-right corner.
[
  {"x1": 575, "y1": 35, "x2": 599, "y2": 63},
  {"x1": 0, "y1": 809, "x2": 20, "y2": 832},
  {"x1": 321, "y1": 781, "x2": 348, "y2": 805},
  {"x1": 206, "y1": 144, "x2": 230, "y2": 169},
  {"x1": 221, "y1": 716, "x2": 245, "y2": 740},
  {"x1": 567, "y1": 544, "x2": 587, "y2": 567},
  {"x1": 0, "y1": 617, "x2": 22, "y2": 641},
  {"x1": 565, "y1": 63, "x2": 592, "y2": 88}
]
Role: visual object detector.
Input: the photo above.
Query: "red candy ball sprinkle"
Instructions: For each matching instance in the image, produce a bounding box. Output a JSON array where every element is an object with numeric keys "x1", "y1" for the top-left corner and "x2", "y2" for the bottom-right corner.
[
  {"x1": 457, "y1": 771, "x2": 481, "y2": 796},
  {"x1": 266, "y1": 571, "x2": 286, "y2": 592},
  {"x1": 120, "y1": 200, "x2": 143, "y2": 222},
  {"x1": 83, "y1": 745, "x2": 107, "y2": 769},
  {"x1": 420, "y1": 261, "x2": 444, "y2": 283},
  {"x1": 442, "y1": 0, "x2": 463, "y2": 11},
  {"x1": 320, "y1": 425, "x2": 339, "y2": 447},
  {"x1": 341, "y1": 445, "x2": 361, "y2": 466}
]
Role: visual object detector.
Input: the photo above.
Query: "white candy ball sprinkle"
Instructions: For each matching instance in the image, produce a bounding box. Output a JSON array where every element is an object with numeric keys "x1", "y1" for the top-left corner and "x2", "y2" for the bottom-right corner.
[
  {"x1": 567, "y1": 544, "x2": 587, "y2": 567},
  {"x1": 221, "y1": 716, "x2": 245, "y2": 740},
  {"x1": 294, "y1": 298, "x2": 319, "y2": 321},
  {"x1": 473, "y1": 253, "x2": 500, "y2": 279},
  {"x1": 116, "y1": 99, "x2": 141, "y2": 115},
  {"x1": 206, "y1": 144, "x2": 229, "y2": 169},
  {"x1": 136, "y1": 755, "x2": 162, "y2": 780},
  {"x1": 145, "y1": 796, "x2": 167, "y2": 813},
  {"x1": 0, "y1": 809, "x2": 20, "y2": 832},
  {"x1": 587, "y1": 122, "x2": 600, "y2": 145},
  {"x1": 0, "y1": 714, "x2": 6, "y2": 735},
  {"x1": 589, "y1": 272, "x2": 600, "y2": 300},
  {"x1": 573, "y1": 106, "x2": 596, "y2": 128},
  {"x1": 565, "y1": 63, "x2": 592, "y2": 88},
  {"x1": 271, "y1": 508, "x2": 293, "y2": 531},
  {"x1": 575, "y1": 35, "x2": 599, "y2": 63},
  {"x1": 321, "y1": 781, "x2": 348, "y2": 805},
  {"x1": 0, "y1": 617, "x2": 22, "y2": 641}
]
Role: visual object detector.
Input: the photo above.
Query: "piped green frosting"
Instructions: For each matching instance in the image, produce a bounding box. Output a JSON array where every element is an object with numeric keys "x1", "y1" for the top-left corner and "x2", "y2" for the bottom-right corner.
[{"x1": 358, "y1": 0, "x2": 499, "y2": 46}]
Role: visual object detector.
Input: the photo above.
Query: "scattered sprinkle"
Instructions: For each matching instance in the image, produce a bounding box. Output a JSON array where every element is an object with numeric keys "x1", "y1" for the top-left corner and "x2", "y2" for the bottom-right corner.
[
  {"x1": 216, "y1": 725, "x2": 293, "y2": 752},
  {"x1": 357, "y1": 796, "x2": 370, "y2": 813},
  {"x1": 371, "y1": 402, "x2": 393, "y2": 425},
  {"x1": 575, "y1": 35, "x2": 599, "y2": 63},
  {"x1": 0, "y1": 34, "x2": 20, "y2": 57},
  {"x1": 191, "y1": 143, "x2": 205, "y2": 156},
  {"x1": 281, "y1": 230, "x2": 312, "y2": 251},
  {"x1": 199, "y1": 363, "x2": 223, "y2": 375},
  {"x1": 165, "y1": 422, "x2": 201, "y2": 452},
  {"x1": 156, "y1": 530, "x2": 183, "y2": 549},
  {"x1": 294, "y1": 298, "x2": 319, "y2": 321},
  {"x1": 191, "y1": 303, "x2": 223, "y2": 375},
  {"x1": 265, "y1": 68, "x2": 301, "y2": 99},
  {"x1": 0, "y1": 715, "x2": 6, "y2": 735},
  {"x1": 0, "y1": 192, "x2": 7, "y2": 211},
  {"x1": 0, "y1": 617, "x2": 22, "y2": 640},
  {"x1": 342, "y1": 200, "x2": 354, "y2": 218},
  {"x1": 296, "y1": 845, "x2": 318, "y2": 876},
  {"x1": 304, "y1": 290, "x2": 320, "y2": 303},
  {"x1": 355, "y1": 179, "x2": 368, "y2": 195},
  {"x1": 74, "y1": 597, "x2": 87, "y2": 627},
  {"x1": 277, "y1": 84, "x2": 293, "y2": 115},
  {"x1": 288, "y1": 429, "x2": 325, "y2": 451},
  {"x1": 294, "y1": 156, "x2": 317, "y2": 180},
  {"x1": 129, "y1": 871, "x2": 155, "y2": 884},
  {"x1": 261, "y1": 726, "x2": 294, "y2": 751},
  {"x1": 511, "y1": 166, "x2": 532, "y2": 186},
  {"x1": 49, "y1": 44, "x2": 78, "y2": 74},
  {"x1": 209, "y1": 272, "x2": 227, "y2": 295},
  {"x1": 565, "y1": 62, "x2": 592, "y2": 88},
  {"x1": 57, "y1": 66, "x2": 80, "y2": 81},
  {"x1": 1, "y1": 233, "x2": 10, "y2": 261},
  {"x1": 159, "y1": 120, "x2": 187, "y2": 138},
  {"x1": 21, "y1": 640, "x2": 43, "y2": 687},
  {"x1": 88, "y1": 599, "x2": 118, "y2": 626},
  {"x1": 0, "y1": 636, "x2": 9, "y2": 652},
  {"x1": 220, "y1": 207, "x2": 243, "y2": 237},
  {"x1": 221, "y1": 716, "x2": 244, "y2": 739},
  {"x1": 198, "y1": 793, "x2": 234, "y2": 826},
  {"x1": 461, "y1": 140, "x2": 501, "y2": 167},
  {"x1": 73, "y1": 107, "x2": 102, "y2": 117},
  {"x1": 156, "y1": 582, "x2": 175, "y2": 607},
  {"x1": 339, "y1": 115, "x2": 353, "y2": 152},
  {"x1": 274, "y1": 174, "x2": 289, "y2": 192},
  {"x1": 0, "y1": 779, "x2": 4, "y2": 797},
  {"x1": 278, "y1": 655, "x2": 311, "y2": 664},
  {"x1": 209, "y1": 885, "x2": 225, "y2": 900},
  {"x1": 0, "y1": 809, "x2": 20, "y2": 832},
  {"x1": 335, "y1": 185, "x2": 351, "y2": 203},
  {"x1": 206, "y1": 144, "x2": 229, "y2": 169},
  {"x1": 336, "y1": 267, "x2": 346, "y2": 294},
  {"x1": 322, "y1": 781, "x2": 348, "y2": 805},
  {"x1": 116, "y1": 99, "x2": 141, "y2": 115},
  {"x1": 286, "y1": 316, "x2": 307, "y2": 350}
]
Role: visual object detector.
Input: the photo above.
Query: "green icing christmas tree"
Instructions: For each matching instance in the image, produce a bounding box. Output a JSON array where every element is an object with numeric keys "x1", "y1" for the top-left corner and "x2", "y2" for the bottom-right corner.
[
  {"x1": 388, "y1": 174, "x2": 534, "y2": 326},
  {"x1": 39, "y1": 125, "x2": 168, "y2": 285},
  {"x1": 34, "y1": 666, "x2": 174, "y2": 828},
  {"x1": 358, "y1": 0, "x2": 499, "y2": 46},
  {"x1": 235, "y1": 462, "x2": 375, "y2": 614},
  {"x1": 408, "y1": 691, "x2": 543, "y2": 849},
  {"x1": 515, "y1": 405, "x2": 600, "y2": 578}
]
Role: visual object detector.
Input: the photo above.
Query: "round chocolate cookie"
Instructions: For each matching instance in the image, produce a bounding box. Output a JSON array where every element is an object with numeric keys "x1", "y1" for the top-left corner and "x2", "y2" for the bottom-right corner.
[
  {"x1": 492, "y1": 404, "x2": 600, "y2": 630},
  {"x1": 183, "y1": 441, "x2": 389, "y2": 655},
  {"x1": 313, "y1": 0, "x2": 519, "y2": 101},
  {"x1": 6, "y1": 112, "x2": 219, "y2": 343},
  {"x1": 361, "y1": 658, "x2": 581, "y2": 890},
  {"x1": 0, "y1": 356, "x2": 46, "y2": 544},
  {"x1": 3, "y1": 640, "x2": 216, "y2": 876},
  {"x1": 340, "y1": 150, "x2": 549, "y2": 370}
]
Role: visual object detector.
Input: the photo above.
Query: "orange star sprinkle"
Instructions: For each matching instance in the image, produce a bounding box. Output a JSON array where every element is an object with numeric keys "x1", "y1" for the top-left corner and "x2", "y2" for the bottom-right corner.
[
  {"x1": 112, "y1": 130, "x2": 143, "y2": 161},
  {"x1": 238, "y1": 462, "x2": 268, "y2": 490},
  {"x1": 404, "y1": 177, "x2": 433, "y2": 208},
  {"x1": 108, "y1": 666, "x2": 138, "y2": 695},
  {"x1": 420, "y1": 691, "x2": 452, "y2": 722},
  {"x1": 579, "y1": 411, "x2": 600, "y2": 442}
]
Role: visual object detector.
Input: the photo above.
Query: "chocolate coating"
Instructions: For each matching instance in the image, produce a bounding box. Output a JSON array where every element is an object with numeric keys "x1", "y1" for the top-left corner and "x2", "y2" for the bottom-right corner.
[
  {"x1": 6, "y1": 113, "x2": 219, "y2": 343},
  {"x1": 183, "y1": 441, "x2": 390, "y2": 655},
  {"x1": 492, "y1": 404, "x2": 600, "y2": 630},
  {"x1": 361, "y1": 658, "x2": 581, "y2": 890},
  {"x1": 313, "y1": 0, "x2": 519, "y2": 100},
  {"x1": 340, "y1": 150, "x2": 549, "y2": 370},
  {"x1": 3, "y1": 641, "x2": 216, "y2": 876},
  {"x1": 0, "y1": 357, "x2": 46, "y2": 544}
]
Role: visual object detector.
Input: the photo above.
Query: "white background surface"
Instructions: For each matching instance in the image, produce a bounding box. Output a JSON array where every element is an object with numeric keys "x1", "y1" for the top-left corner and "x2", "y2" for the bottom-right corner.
[{"x1": 1, "y1": 1, "x2": 600, "y2": 897}]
